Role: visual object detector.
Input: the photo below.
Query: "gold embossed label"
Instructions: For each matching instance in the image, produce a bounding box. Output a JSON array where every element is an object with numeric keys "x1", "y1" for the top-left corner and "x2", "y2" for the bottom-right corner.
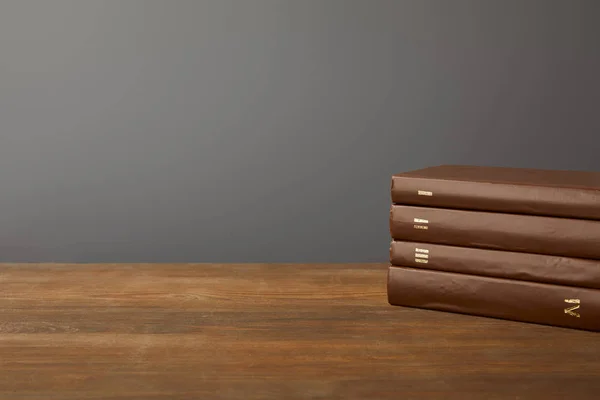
[
  {"x1": 564, "y1": 299, "x2": 581, "y2": 318},
  {"x1": 414, "y1": 247, "x2": 429, "y2": 263},
  {"x1": 418, "y1": 190, "x2": 432, "y2": 196},
  {"x1": 413, "y1": 218, "x2": 429, "y2": 230}
]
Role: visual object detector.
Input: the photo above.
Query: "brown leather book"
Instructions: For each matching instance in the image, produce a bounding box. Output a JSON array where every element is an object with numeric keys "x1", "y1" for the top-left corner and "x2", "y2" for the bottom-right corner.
[
  {"x1": 391, "y1": 165, "x2": 600, "y2": 220},
  {"x1": 387, "y1": 265, "x2": 600, "y2": 331},
  {"x1": 390, "y1": 240, "x2": 600, "y2": 290},
  {"x1": 390, "y1": 204, "x2": 600, "y2": 260}
]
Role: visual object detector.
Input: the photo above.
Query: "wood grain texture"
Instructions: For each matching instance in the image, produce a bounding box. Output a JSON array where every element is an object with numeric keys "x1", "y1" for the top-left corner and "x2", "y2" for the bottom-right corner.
[{"x1": 1, "y1": 263, "x2": 599, "y2": 400}]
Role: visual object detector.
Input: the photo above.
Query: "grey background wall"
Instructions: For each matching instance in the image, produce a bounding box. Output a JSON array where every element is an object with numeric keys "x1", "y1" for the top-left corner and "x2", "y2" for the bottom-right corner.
[{"x1": 0, "y1": 0, "x2": 599, "y2": 262}]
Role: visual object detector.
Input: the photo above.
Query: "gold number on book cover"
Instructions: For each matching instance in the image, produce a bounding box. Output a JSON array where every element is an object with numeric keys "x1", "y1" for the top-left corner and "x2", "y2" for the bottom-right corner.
[{"x1": 564, "y1": 299, "x2": 581, "y2": 318}]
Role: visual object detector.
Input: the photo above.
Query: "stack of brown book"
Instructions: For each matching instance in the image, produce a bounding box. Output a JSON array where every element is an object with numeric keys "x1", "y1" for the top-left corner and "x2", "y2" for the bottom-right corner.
[{"x1": 387, "y1": 165, "x2": 600, "y2": 331}]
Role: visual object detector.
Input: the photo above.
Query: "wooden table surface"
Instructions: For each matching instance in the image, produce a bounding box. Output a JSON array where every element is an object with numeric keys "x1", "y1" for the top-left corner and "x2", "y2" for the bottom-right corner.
[{"x1": 1, "y1": 263, "x2": 599, "y2": 399}]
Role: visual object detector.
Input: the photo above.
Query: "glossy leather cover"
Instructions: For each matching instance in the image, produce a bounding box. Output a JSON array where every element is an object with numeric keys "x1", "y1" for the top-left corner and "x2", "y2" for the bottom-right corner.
[
  {"x1": 387, "y1": 265, "x2": 600, "y2": 331},
  {"x1": 390, "y1": 205, "x2": 600, "y2": 260},
  {"x1": 391, "y1": 165, "x2": 600, "y2": 220},
  {"x1": 390, "y1": 240, "x2": 600, "y2": 290}
]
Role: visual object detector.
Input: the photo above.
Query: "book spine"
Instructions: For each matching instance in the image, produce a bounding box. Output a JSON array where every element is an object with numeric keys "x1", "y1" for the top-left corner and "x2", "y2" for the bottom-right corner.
[
  {"x1": 391, "y1": 175, "x2": 600, "y2": 220},
  {"x1": 390, "y1": 205, "x2": 600, "y2": 260},
  {"x1": 390, "y1": 240, "x2": 600, "y2": 290},
  {"x1": 387, "y1": 266, "x2": 600, "y2": 332}
]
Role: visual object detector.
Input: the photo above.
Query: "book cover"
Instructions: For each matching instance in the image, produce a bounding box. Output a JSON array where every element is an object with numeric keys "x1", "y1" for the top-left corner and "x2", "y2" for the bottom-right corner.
[
  {"x1": 391, "y1": 165, "x2": 600, "y2": 220},
  {"x1": 387, "y1": 265, "x2": 600, "y2": 332},
  {"x1": 390, "y1": 204, "x2": 600, "y2": 260}
]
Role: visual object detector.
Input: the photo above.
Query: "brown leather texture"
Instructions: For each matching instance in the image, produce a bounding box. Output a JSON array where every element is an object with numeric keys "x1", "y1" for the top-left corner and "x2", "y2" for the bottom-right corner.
[
  {"x1": 391, "y1": 165, "x2": 600, "y2": 219},
  {"x1": 390, "y1": 240, "x2": 600, "y2": 290},
  {"x1": 387, "y1": 265, "x2": 600, "y2": 332},
  {"x1": 390, "y1": 204, "x2": 600, "y2": 260}
]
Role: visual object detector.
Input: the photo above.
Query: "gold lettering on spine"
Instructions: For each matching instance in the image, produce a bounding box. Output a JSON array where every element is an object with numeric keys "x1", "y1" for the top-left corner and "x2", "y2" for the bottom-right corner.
[
  {"x1": 564, "y1": 299, "x2": 581, "y2": 318},
  {"x1": 413, "y1": 218, "x2": 429, "y2": 230},
  {"x1": 414, "y1": 248, "x2": 429, "y2": 264},
  {"x1": 418, "y1": 190, "x2": 433, "y2": 196}
]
